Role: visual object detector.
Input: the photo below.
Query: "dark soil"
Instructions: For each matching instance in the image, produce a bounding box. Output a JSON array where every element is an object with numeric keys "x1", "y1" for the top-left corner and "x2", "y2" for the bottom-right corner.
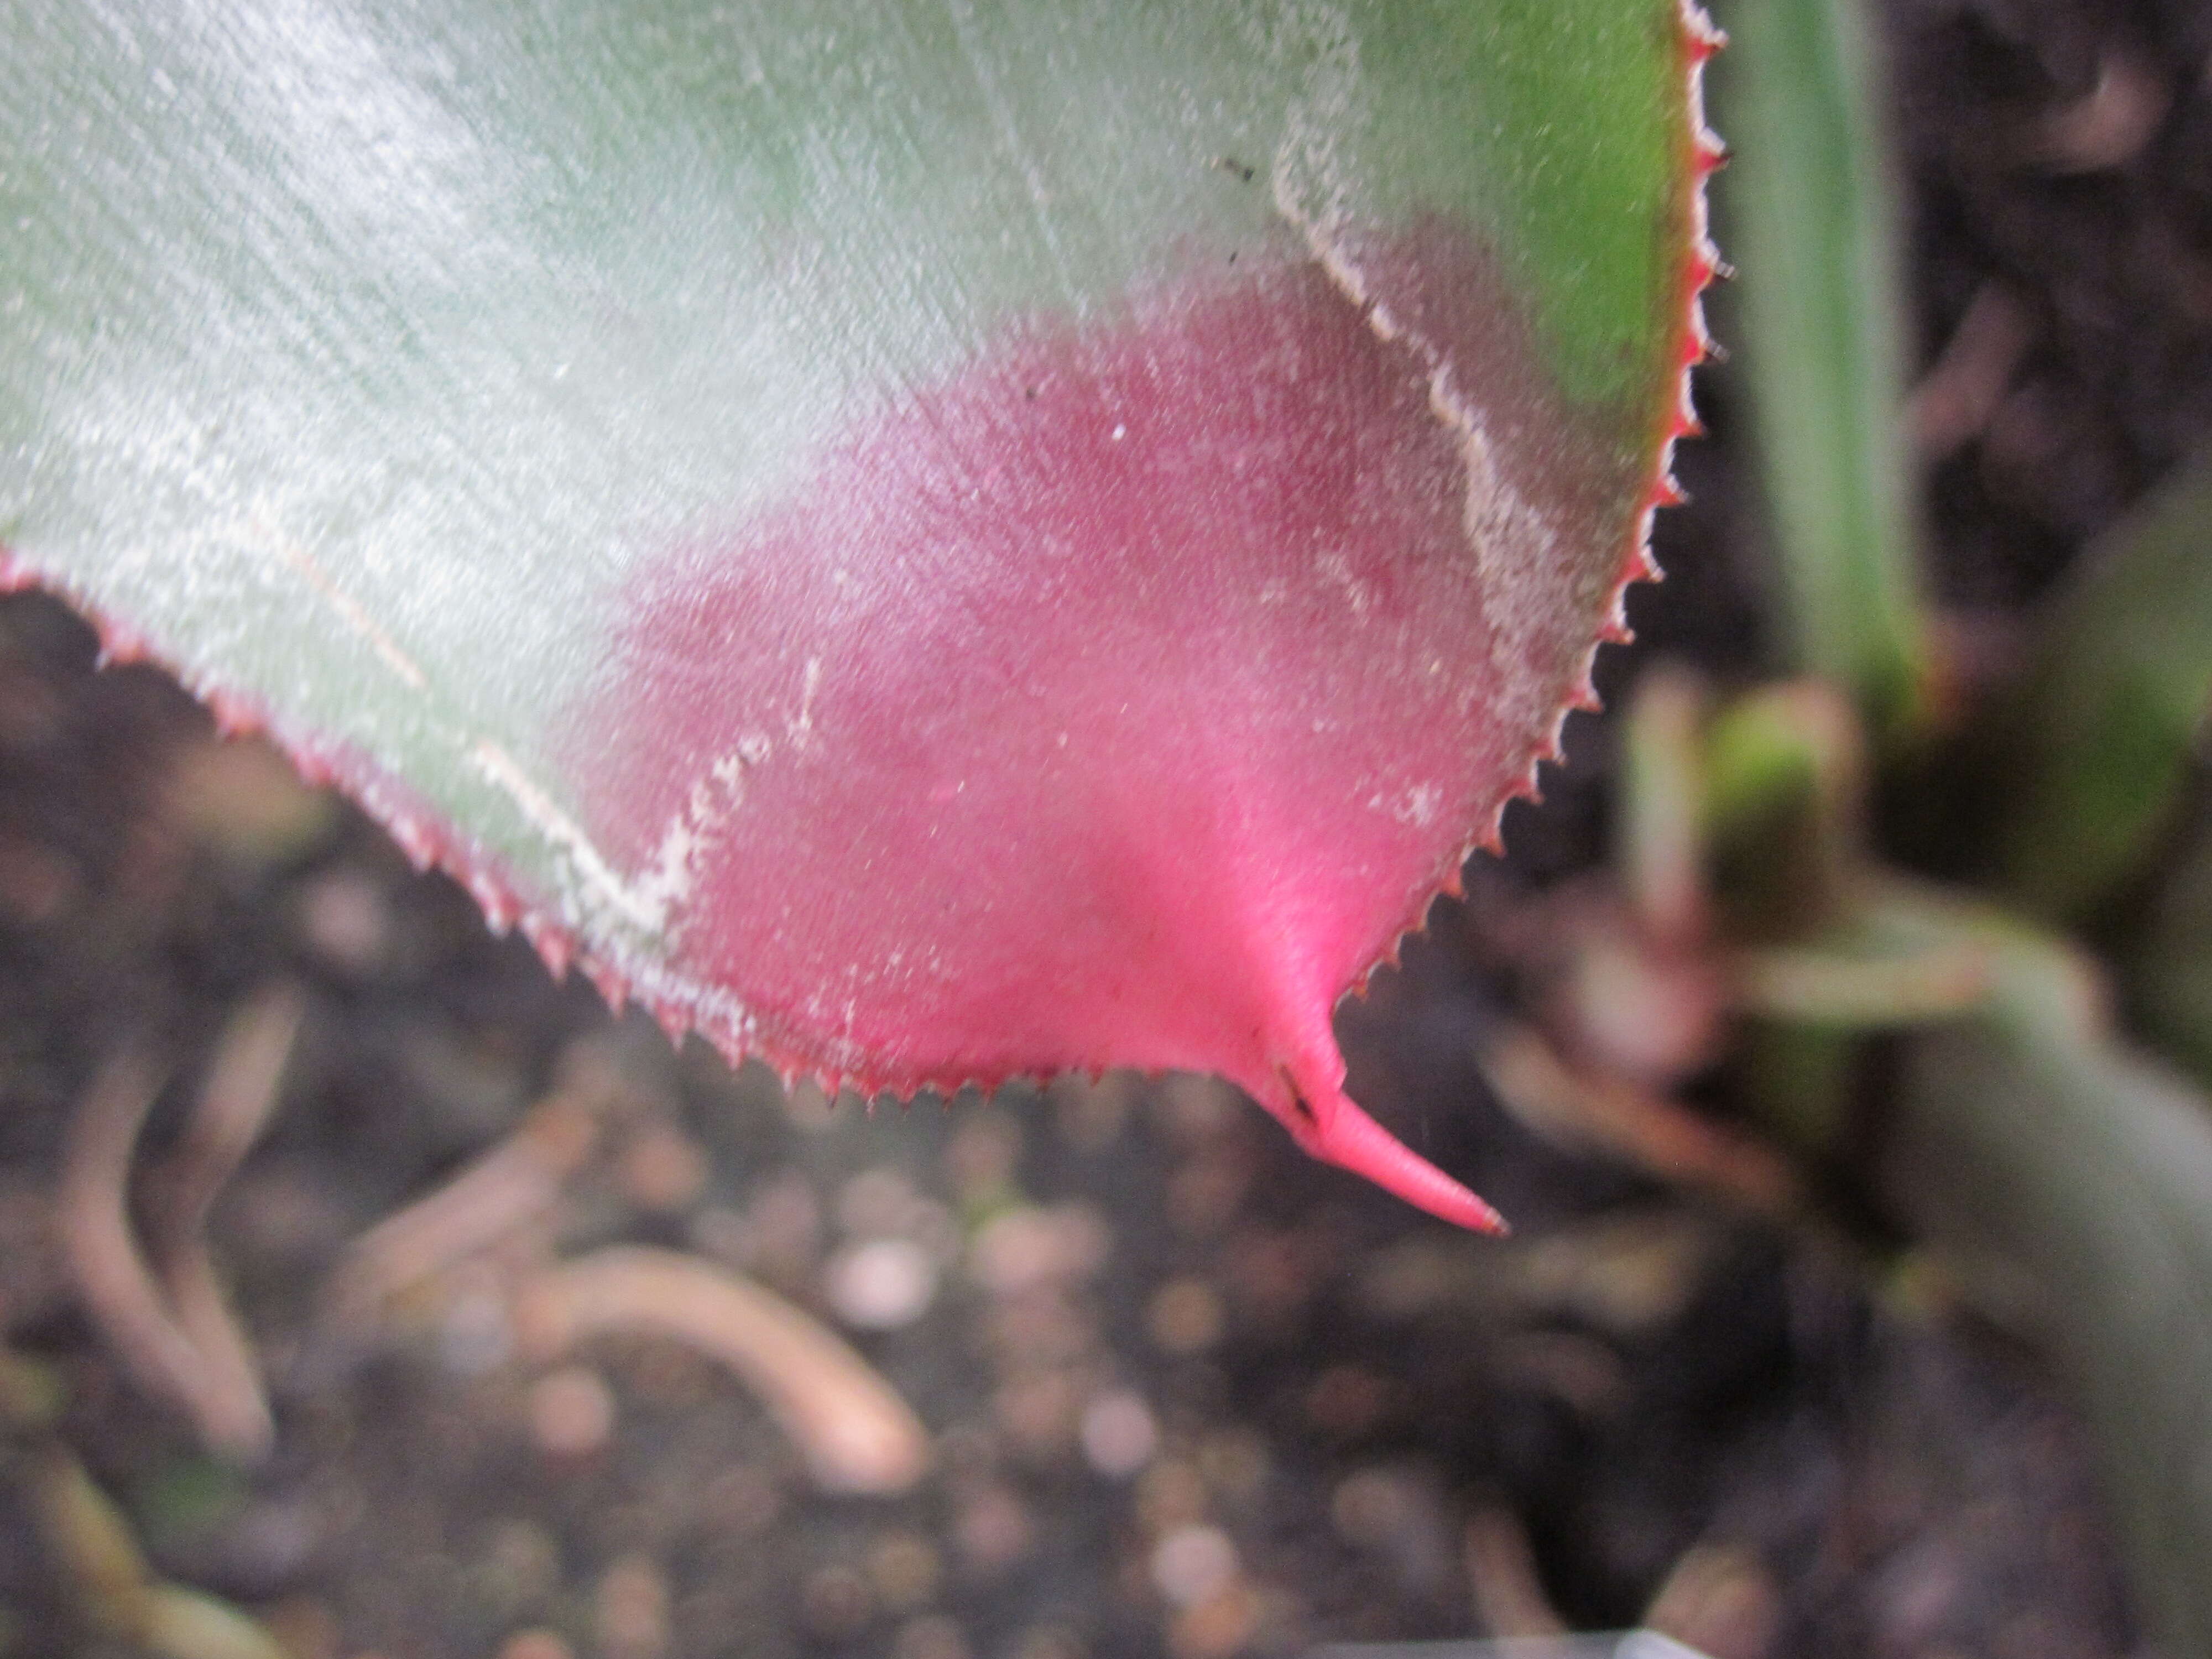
[{"x1": 0, "y1": 1, "x2": 2200, "y2": 1655}]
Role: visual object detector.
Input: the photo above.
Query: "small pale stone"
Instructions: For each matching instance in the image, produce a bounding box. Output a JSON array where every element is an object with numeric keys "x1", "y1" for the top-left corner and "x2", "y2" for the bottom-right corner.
[
  {"x1": 1166, "y1": 1156, "x2": 1250, "y2": 1237},
  {"x1": 1643, "y1": 1542, "x2": 1781, "y2": 1659},
  {"x1": 1079, "y1": 1389, "x2": 1159, "y2": 1478},
  {"x1": 528, "y1": 1366, "x2": 615, "y2": 1459},
  {"x1": 0, "y1": 833, "x2": 78, "y2": 925},
  {"x1": 1331, "y1": 1469, "x2": 1416, "y2": 1548},
  {"x1": 1152, "y1": 1076, "x2": 1243, "y2": 1146},
  {"x1": 994, "y1": 1368, "x2": 1082, "y2": 1462},
  {"x1": 297, "y1": 869, "x2": 390, "y2": 973},
  {"x1": 983, "y1": 1291, "x2": 1093, "y2": 1368},
  {"x1": 1151, "y1": 1525, "x2": 1239, "y2": 1610},
  {"x1": 969, "y1": 1204, "x2": 1110, "y2": 1296},
  {"x1": 614, "y1": 1122, "x2": 709, "y2": 1214},
  {"x1": 594, "y1": 1554, "x2": 670, "y2": 1659},
  {"x1": 781, "y1": 1076, "x2": 839, "y2": 1130},
  {"x1": 954, "y1": 1483, "x2": 1034, "y2": 1575},
  {"x1": 1168, "y1": 1582, "x2": 1261, "y2": 1659},
  {"x1": 825, "y1": 1237, "x2": 938, "y2": 1330}
]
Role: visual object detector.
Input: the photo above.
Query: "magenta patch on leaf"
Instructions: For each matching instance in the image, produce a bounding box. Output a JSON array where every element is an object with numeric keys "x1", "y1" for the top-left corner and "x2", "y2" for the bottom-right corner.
[{"x1": 572, "y1": 249, "x2": 1646, "y2": 1231}]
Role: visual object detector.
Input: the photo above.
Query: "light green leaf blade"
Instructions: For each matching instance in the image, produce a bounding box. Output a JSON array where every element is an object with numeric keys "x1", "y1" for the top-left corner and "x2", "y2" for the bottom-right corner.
[
  {"x1": 1987, "y1": 449, "x2": 2212, "y2": 921},
  {"x1": 1884, "y1": 898, "x2": 2212, "y2": 1656},
  {"x1": 1708, "y1": 0, "x2": 1928, "y2": 742}
]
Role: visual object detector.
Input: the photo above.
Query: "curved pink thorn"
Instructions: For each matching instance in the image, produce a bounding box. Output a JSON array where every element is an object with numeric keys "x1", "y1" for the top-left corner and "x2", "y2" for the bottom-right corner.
[{"x1": 1266, "y1": 1063, "x2": 1507, "y2": 1235}]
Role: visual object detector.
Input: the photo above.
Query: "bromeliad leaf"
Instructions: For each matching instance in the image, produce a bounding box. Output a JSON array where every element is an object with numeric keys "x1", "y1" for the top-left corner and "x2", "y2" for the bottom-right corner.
[
  {"x1": 0, "y1": 0, "x2": 1718, "y2": 1226},
  {"x1": 1986, "y1": 449, "x2": 2212, "y2": 922}
]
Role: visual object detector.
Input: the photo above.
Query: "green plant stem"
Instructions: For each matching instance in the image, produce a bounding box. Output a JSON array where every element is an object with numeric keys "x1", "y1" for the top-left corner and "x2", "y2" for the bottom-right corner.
[{"x1": 1711, "y1": 0, "x2": 1928, "y2": 742}]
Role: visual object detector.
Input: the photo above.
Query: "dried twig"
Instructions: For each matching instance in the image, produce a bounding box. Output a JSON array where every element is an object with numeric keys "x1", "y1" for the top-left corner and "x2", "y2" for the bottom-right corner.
[
  {"x1": 2027, "y1": 49, "x2": 2168, "y2": 174},
  {"x1": 59, "y1": 989, "x2": 303, "y2": 1464},
  {"x1": 1910, "y1": 284, "x2": 2035, "y2": 462},
  {"x1": 158, "y1": 988, "x2": 304, "y2": 1245},
  {"x1": 514, "y1": 1245, "x2": 930, "y2": 1495},
  {"x1": 1642, "y1": 1541, "x2": 1780, "y2": 1659},
  {"x1": 319, "y1": 1042, "x2": 619, "y2": 1331},
  {"x1": 1479, "y1": 1022, "x2": 1797, "y2": 1216},
  {"x1": 58, "y1": 1047, "x2": 274, "y2": 1461},
  {"x1": 155, "y1": 987, "x2": 303, "y2": 1458},
  {"x1": 1463, "y1": 1506, "x2": 1568, "y2": 1640}
]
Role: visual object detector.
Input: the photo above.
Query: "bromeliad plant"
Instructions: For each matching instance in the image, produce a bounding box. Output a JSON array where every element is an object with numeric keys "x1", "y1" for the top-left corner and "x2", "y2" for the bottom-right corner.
[
  {"x1": 0, "y1": 1, "x2": 1723, "y2": 1230},
  {"x1": 13, "y1": 0, "x2": 2212, "y2": 1650}
]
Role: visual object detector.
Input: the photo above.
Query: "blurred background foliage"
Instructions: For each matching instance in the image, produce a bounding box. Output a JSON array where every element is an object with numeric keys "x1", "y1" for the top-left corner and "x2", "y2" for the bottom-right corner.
[{"x1": 1668, "y1": 0, "x2": 2212, "y2": 1649}]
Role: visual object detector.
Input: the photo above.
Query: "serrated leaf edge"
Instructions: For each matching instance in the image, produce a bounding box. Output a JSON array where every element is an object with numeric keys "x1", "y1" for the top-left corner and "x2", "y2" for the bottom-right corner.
[{"x1": 0, "y1": 0, "x2": 1723, "y2": 1115}]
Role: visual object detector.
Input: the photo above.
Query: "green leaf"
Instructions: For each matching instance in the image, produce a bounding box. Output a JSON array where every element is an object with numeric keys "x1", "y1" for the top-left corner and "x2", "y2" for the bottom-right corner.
[
  {"x1": 1888, "y1": 911, "x2": 2212, "y2": 1657},
  {"x1": 1, "y1": 2, "x2": 1714, "y2": 1223},
  {"x1": 1708, "y1": 0, "x2": 1928, "y2": 741},
  {"x1": 1987, "y1": 448, "x2": 2212, "y2": 921},
  {"x1": 2127, "y1": 814, "x2": 2212, "y2": 1088}
]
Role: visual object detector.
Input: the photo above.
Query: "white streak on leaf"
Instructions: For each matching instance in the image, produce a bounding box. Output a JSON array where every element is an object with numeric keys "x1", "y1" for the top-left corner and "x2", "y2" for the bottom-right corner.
[
  {"x1": 787, "y1": 655, "x2": 823, "y2": 752},
  {"x1": 469, "y1": 738, "x2": 665, "y2": 935}
]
